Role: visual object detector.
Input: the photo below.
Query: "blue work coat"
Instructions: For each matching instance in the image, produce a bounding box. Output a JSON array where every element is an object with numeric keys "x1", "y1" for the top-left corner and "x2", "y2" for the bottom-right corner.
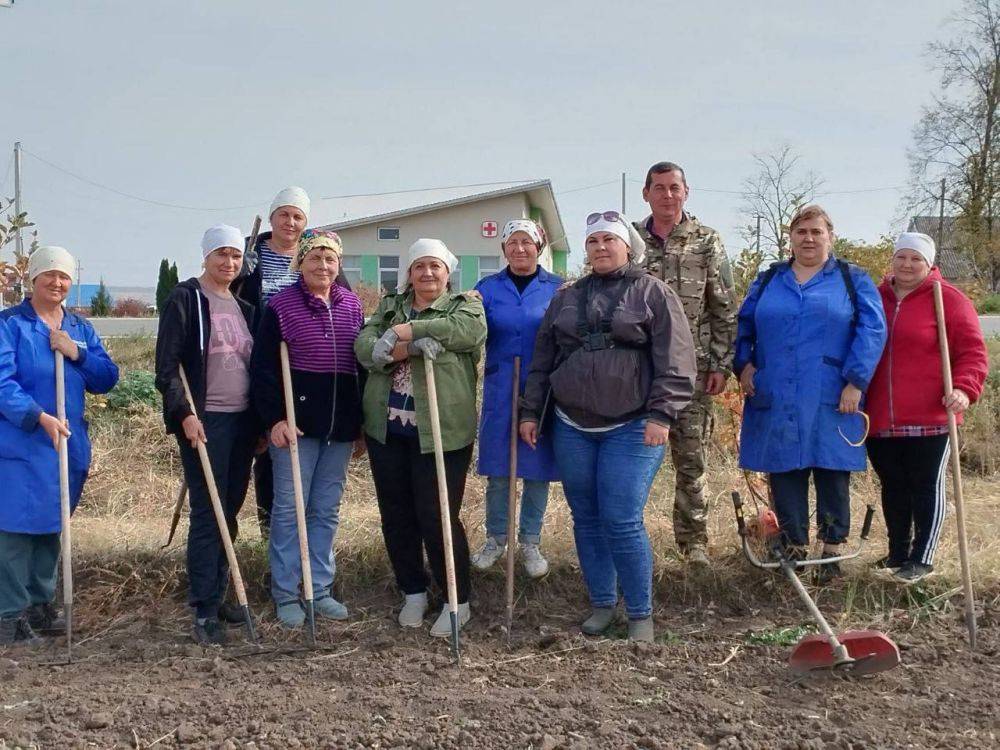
[
  {"x1": 475, "y1": 267, "x2": 562, "y2": 481},
  {"x1": 734, "y1": 258, "x2": 886, "y2": 473},
  {"x1": 0, "y1": 300, "x2": 119, "y2": 534}
]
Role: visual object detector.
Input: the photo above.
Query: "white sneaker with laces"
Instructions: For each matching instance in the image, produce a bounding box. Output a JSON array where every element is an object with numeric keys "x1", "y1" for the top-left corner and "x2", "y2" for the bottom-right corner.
[
  {"x1": 519, "y1": 543, "x2": 549, "y2": 578},
  {"x1": 429, "y1": 602, "x2": 471, "y2": 638},
  {"x1": 398, "y1": 592, "x2": 428, "y2": 628},
  {"x1": 471, "y1": 536, "x2": 506, "y2": 571}
]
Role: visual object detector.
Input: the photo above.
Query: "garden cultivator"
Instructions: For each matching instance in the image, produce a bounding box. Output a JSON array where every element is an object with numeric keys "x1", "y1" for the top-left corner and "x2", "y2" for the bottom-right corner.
[{"x1": 731, "y1": 491, "x2": 900, "y2": 676}]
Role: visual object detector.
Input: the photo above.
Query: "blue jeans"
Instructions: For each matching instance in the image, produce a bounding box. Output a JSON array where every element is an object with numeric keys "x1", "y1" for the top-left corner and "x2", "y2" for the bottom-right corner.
[
  {"x1": 0, "y1": 531, "x2": 60, "y2": 618},
  {"x1": 269, "y1": 439, "x2": 352, "y2": 605},
  {"x1": 484, "y1": 476, "x2": 550, "y2": 545},
  {"x1": 553, "y1": 418, "x2": 665, "y2": 620}
]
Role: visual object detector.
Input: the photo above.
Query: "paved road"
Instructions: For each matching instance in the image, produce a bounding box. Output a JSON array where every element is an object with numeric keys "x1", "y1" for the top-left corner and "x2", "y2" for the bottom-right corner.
[
  {"x1": 90, "y1": 317, "x2": 159, "y2": 338},
  {"x1": 91, "y1": 316, "x2": 1000, "y2": 339}
]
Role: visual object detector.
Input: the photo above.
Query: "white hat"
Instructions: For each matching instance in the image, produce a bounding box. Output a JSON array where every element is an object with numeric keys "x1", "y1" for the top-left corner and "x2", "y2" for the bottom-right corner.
[
  {"x1": 894, "y1": 232, "x2": 936, "y2": 266},
  {"x1": 501, "y1": 219, "x2": 548, "y2": 261},
  {"x1": 269, "y1": 186, "x2": 310, "y2": 222},
  {"x1": 200, "y1": 224, "x2": 245, "y2": 259},
  {"x1": 586, "y1": 213, "x2": 632, "y2": 248},
  {"x1": 399, "y1": 238, "x2": 458, "y2": 292},
  {"x1": 28, "y1": 246, "x2": 75, "y2": 282}
]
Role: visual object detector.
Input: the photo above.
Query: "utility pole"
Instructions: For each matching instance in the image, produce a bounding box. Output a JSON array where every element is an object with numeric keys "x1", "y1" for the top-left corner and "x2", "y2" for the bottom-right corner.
[
  {"x1": 621, "y1": 172, "x2": 626, "y2": 215},
  {"x1": 14, "y1": 142, "x2": 23, "y2": 261},
  {"x1": 755, "y1": 215, "x2": 762, "y2": 252},
  {"x1": 938, "y1": 177, "x2": 946, "y2": 251},
  {"x1": 75, "y1": 259, "x2": 82, "y2": 308}
]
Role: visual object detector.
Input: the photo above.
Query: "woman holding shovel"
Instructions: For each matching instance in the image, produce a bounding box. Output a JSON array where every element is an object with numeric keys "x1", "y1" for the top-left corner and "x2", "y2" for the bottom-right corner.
[
  {"x1": 156, "y1": 225, "x2": 258, "y2": 645},
  {"x1": 356, "y1": 239, "x2": 486, "y2": 637},
  {"x1": 251, "y1": 229, "x2": 365, "y2": 629},
  {"x1": 0, "y1": 246, "x2": 118, "y2": 646},
  {"x1": 865, "y1": 232, "x2": 988, "y2": 583},
  {"x1": 471, "y1": 219, "x2": 562, "y2": 578}
]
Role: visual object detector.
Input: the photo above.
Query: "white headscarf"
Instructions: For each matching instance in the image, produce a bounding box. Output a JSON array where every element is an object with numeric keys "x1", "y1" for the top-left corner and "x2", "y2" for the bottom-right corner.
[
  {"x1": 269, "y1": 186, "x2": 310, "y2": 222},
  {"x1": 398, "y1": 238, "x2": 458, "y2": 292},
  {"x1": 585, "y1": 213, "x2": 646, "y2": 264},
  {"x1": 28, "y1": 246, "x2": 75, "y2": 281},
  {"x1": 200, "y1": 224, "x2": 245, "y2": 259},
  {"x1": 893, "y1": 232, "x2": 936, "y2": 266}
]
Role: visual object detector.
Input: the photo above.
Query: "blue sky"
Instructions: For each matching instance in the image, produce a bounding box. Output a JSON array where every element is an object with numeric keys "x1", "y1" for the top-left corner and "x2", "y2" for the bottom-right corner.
[{"x1": 1, "y1": 1, "x2": 950, "y2": 284}]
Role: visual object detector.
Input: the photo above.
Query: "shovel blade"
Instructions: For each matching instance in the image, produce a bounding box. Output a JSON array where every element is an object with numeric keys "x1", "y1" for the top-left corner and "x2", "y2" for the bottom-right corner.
[{"x1": 789, "y1": 630, "x2": 901, "y2": 676}]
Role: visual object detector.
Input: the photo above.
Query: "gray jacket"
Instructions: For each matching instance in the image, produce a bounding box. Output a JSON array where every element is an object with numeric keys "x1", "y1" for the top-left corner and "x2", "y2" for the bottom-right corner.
[{"x1": 520, "y1": 262, "x2": 696, "y2": 429}]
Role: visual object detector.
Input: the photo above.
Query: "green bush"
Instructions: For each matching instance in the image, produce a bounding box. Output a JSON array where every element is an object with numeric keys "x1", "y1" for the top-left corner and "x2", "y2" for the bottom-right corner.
[
  {"x1": 977, "y1": 294, "x2": 1000, "y2": 314},
  {"x1": 106, "y1": 370, "x2": 160, "y2": 410}
]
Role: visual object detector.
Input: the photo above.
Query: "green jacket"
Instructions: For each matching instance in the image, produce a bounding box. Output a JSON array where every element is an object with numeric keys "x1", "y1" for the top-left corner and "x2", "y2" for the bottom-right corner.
[{"x1": 355, "y1": 289, "x2": 486, "y2": 453}]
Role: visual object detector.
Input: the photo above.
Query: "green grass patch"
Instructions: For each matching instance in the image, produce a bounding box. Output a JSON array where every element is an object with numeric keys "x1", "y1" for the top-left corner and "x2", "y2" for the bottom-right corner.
[{"x1": 744, "y1": 625, "x2": 812, "y2": 646}]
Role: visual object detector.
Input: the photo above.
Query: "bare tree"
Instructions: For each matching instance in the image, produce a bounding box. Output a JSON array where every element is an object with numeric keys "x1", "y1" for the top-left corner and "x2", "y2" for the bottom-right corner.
[
  {"x1": 905, "y1": 0, "x2": 1000, "y2": 290},
  {"x1": 739, "y1": 145, "x2": 822, "y2": 260}
]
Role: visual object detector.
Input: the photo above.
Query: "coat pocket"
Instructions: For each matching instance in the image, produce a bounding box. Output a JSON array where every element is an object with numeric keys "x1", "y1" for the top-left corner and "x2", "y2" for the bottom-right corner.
[{"x1": 820, "y1": 357, "x2": 844, "y2": 405}]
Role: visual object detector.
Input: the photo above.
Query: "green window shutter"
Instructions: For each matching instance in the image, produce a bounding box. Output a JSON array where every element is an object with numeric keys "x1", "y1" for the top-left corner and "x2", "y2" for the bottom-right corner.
[
  {"x1": 459, "y1": 256, "x2": 479, "y2": 292},
  {"x1": 360, "y1": 255, "x2": 379, "y2": 286},
  {"x1": 552, "y1": 249, "x2": 568, "y2": 277}
]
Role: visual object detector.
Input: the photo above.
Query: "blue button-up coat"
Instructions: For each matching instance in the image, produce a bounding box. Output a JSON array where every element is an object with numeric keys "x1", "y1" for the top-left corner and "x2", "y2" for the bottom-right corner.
[
  {"x1": 475, "y1": 267, "x2": 562, "y2": 481},
  {"x1": 734, "y1": 258, "x2": 886, "y2": 473},
  {"x1": 0, "y1": 300, "x2": 119, "y2": 534}
]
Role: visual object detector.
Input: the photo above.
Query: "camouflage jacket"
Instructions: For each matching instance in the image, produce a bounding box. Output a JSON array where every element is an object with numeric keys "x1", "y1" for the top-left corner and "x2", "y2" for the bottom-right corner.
[{"x1": 634, "y1": 213, "x2": 737, "y2": 375}]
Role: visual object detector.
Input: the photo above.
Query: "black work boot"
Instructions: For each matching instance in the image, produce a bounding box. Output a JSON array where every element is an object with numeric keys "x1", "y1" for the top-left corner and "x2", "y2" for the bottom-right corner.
[
  {"x1": 0, "y1": 614, "x2": 43, "y2": 647},
  {"x1": 217, "y1": 603, "x2": 247, "y2": 626},
  {"x1": 26, "y1": 602, "x2": 67, "y2": 635},
  {"x1": 192, "y1": 617, "x2": 228, "y2": 646}
]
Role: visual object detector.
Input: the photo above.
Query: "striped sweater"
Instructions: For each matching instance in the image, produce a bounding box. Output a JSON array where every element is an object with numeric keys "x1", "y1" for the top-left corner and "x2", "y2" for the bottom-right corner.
[{"x1": 251, "y1": 279, "x2": 365, "y2": 441}]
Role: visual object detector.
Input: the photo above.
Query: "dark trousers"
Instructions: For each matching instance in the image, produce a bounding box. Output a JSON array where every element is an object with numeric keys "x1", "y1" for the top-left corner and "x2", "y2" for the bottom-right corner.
[
  {"x1": 368, "y1": 433, "x2": 472, "y2": 603},
  {"x1": 0, "y1": 531, "x2": 60, "y2": 618},
  {"x1": 768, "y1": 468, "x2": 851, "y2": 547},
  {"x1": 177, "y1": 410, "x2": 257, "y2": 619},
  {"x1": 867, "y1": 434, "x2": 950, "y2": 566},
  {"x1": 253, "y1": 451, "x2": 274, "y2": 531}
]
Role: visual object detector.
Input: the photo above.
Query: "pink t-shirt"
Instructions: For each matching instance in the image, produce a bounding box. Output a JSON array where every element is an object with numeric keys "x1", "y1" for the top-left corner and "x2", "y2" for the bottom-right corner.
[{"x1": 204, "y1": 289, "x2": 253, "y2": 412}]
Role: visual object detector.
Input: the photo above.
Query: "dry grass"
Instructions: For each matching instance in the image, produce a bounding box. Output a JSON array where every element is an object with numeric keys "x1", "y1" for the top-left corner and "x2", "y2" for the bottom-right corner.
[{"x1": 74, "y1": 336, "x2": 1000, "y2": 629}]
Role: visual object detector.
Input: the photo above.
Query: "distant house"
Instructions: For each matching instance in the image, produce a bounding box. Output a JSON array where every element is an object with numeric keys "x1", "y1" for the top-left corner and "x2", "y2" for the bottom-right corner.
[
  {"x1": 305, "y1": 179, "x2": 568, "y2": 292},
  {"x1": 69, "y1": 285, "x2": 155, "y2": 310},
  {"x1": 907, "y1": 216, "x2": 976, "y2": 282}
]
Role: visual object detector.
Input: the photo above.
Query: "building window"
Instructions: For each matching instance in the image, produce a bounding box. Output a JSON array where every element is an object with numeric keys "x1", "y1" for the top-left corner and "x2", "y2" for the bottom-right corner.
[
  {"x1": 377, "y1": 227, "x2": 400, "y2": 241},
  {"x1": 478, "y1": 255, "x2": 501, "y2": 281},
  {"x1": 341, "y1": 255, "x2": 362, "y2": 287},
  {"x1": 378, "y1": 255, "x2": 399, "y2": 292}
]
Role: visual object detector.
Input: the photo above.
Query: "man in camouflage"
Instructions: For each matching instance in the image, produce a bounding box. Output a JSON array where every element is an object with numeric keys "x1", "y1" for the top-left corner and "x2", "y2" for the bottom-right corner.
[{"x1": 634, "y1": 161, "x2": 737, "y2": 566}]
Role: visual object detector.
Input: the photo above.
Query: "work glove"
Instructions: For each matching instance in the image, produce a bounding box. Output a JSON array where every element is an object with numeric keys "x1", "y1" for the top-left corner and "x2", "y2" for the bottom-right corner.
[
  {"x1": 407, "y1": 337, "x2": 444, "y2": 361},
  {"x1": 371, "y1": 329, "x2": 400, "y2": 365}
]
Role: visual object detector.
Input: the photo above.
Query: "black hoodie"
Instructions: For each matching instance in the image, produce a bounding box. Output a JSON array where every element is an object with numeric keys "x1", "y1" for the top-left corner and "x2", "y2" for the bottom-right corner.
[{"x1": 154, "y1": 278, "x2": 256, "y2": 435}]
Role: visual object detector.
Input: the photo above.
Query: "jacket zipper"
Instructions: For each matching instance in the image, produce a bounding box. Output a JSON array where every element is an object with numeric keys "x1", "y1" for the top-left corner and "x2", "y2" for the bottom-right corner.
[
  {"x1": 325, "y1": 303, "x2": 339, "y2": 444},
  {"x1": 888, "y1": 298, "x2": 902, "y2": 428}
]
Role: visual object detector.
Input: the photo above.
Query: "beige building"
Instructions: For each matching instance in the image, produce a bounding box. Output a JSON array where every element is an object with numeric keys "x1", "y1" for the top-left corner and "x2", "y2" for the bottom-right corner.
[{"x1": 313, "y1": 180, "x2": 568, "y2": 291}]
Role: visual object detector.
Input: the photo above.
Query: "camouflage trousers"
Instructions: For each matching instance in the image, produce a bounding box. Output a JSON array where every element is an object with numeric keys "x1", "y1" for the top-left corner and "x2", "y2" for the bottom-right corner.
[{"x1": 667, "y1": 391, "x2": 714, "y2": 550}]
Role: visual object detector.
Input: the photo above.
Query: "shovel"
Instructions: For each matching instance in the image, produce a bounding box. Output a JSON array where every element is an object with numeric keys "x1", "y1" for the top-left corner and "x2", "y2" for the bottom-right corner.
[
  {"x1": 279, "y1": 342, "x2": 317, "y2": 645},
  {"x1": 423, "y1": 356, "x2": 461, "y2": 663},
  {"x1": 178, "y1": 365, "x2": 257, "y2": 642},
  {"x1": 933, "y1": 280, "x2": 977, "y2": 650},
  {"x1": 731, "y1": 491, "x2": 900, "y2": 676},
  {"x1": 55, "y1": 351, "x2": 73, "y2": 662},
  {"x1": 504, "y1": 356, "x2": 520, "y2": 645}
]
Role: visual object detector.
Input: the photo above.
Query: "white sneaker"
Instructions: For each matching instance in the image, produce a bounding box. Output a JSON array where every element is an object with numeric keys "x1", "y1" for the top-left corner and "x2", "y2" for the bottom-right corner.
[
  {"x1": 429, "y1": 602, "x2": 471, "y2": 638},
  {"x1": 471, "y1": 537, "x2": 506, "y2": 571},
  {"x1": 398, "y1": 592, "x2": 428, "y2": 628},
  {"x1": 519, "y1": 543, "x2": 549, "y2": 578}
]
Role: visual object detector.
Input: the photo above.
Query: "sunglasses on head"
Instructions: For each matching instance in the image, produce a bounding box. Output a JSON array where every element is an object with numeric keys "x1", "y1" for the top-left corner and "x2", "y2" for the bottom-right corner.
[{"x1": 586, "y1": 211, "x2": 626, "y2": 226}]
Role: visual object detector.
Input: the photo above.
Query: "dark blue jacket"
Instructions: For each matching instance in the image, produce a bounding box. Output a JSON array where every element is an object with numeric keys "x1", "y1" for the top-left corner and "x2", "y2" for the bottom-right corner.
[{"x1": 0, "y1": 300, "x2": 119, "y2": 533}]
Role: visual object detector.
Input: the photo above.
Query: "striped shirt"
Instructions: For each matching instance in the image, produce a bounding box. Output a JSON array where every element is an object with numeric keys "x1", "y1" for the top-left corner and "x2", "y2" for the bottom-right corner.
[
  {"x1": 268, "y1": 279, "x2": 363, "y2": 374},
  {"x1": 259, "y1": 241, "x2": 300, "y2": 304}
]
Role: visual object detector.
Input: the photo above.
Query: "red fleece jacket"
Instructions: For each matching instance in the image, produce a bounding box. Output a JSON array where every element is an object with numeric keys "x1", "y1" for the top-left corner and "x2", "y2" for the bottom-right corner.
[{"x1": 867, "y1": 268, "x2": 989, "y2": 433}]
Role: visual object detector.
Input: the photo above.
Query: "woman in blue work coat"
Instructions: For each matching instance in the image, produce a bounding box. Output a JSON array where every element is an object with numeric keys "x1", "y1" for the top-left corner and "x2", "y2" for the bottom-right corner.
[
  {"x1": 0, "y1": 246, "x2": 119, "y2": 645},
  {"x1": 471, "y1": 219, "x2": 562, "y2": 578},
  {"x1": 734, "y1": 206, "x2": 886, "y2": 582}
]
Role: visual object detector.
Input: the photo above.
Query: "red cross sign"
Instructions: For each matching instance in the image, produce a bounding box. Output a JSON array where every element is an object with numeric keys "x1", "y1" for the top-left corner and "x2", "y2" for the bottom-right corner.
[{"x1": 481, "y1": 220, "x2": 498, "y2": 238}]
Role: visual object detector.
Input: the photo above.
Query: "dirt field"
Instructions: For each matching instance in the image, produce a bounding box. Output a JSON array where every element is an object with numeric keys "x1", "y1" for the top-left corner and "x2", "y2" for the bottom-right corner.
[{"x1": 2, "y1": 474, "x2": 998, "y2": 750}]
